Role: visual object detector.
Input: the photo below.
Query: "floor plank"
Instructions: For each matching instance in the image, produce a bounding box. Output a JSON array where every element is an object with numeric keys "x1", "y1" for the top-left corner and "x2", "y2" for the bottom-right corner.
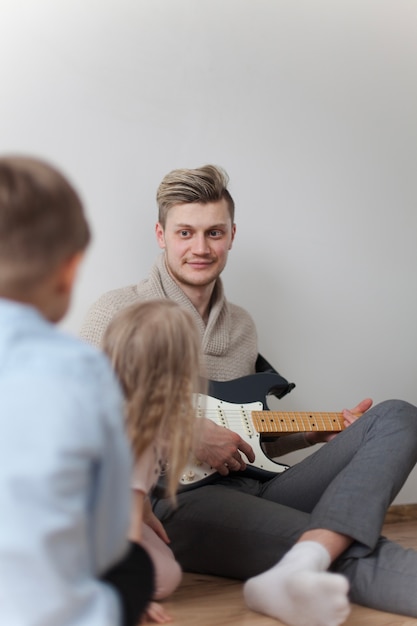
[{"x1": 161, "y1": 521, "x2": 417, "y2": 626}]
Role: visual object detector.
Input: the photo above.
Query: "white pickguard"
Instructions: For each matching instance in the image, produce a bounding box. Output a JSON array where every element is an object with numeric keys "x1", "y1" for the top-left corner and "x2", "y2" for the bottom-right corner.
[{"x1": 180, "y1": 394, "x2": 289, "y2": 488}]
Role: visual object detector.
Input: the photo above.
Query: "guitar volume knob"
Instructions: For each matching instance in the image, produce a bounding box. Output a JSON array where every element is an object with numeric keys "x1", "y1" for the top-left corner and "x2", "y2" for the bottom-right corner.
[{"x1": 182, "y1": 469, "x2": 196, "y2": 482}]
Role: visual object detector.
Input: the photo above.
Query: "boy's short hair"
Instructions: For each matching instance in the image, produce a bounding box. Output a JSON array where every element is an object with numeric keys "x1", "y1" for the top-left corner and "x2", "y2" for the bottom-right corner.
[
  {"x1": 156, "y1": 164, "x2": 235, "y2": 228},
  {"x1": 0, "y1": 156, "x2": 90, "y2": 291}
]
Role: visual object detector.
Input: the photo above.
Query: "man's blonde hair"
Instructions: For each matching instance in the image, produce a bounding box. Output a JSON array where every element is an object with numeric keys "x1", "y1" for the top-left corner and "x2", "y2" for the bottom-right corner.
[
  {"x1": 156, "y1": 164, "x2": 235, "y2": 227},
  {"x1": 0, "y1": 156, "x2": 90, "y2": 292},
  {"x1": 102, "y1": 300, "x2": 204, "y2": 500}
]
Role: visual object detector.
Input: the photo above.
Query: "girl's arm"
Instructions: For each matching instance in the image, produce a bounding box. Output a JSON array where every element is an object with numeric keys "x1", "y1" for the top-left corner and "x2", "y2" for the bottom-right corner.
[
  {"x1": 129, "y1": 490, "x2": 170, "y2": 545},
  {"x1": 143, "y1": 497, "x2": 170, "y2": 544},
  {"x1": 128, "y1": 488, "x2": 145, "y2": 543}
]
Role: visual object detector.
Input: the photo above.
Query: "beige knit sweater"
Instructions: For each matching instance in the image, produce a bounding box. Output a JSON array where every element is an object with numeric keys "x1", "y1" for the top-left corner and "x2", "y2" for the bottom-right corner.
[
  {"x1": 79, "y1": 253, "x2": 259, "y2": 382},
  {"x1": 80, "y1": 254, "x2": 311, "y2": 457}
]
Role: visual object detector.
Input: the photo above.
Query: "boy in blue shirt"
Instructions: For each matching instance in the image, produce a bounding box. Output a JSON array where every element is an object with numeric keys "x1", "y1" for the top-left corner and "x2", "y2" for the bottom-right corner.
[{"x1": 0, "y1": 156, "x2": 153, "y2": 626}]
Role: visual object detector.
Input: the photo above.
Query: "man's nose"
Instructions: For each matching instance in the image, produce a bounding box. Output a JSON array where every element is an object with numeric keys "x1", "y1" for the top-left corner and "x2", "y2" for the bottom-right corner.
[{"x1": 191, "y1": 233, "x2": 210, "y2": 254}]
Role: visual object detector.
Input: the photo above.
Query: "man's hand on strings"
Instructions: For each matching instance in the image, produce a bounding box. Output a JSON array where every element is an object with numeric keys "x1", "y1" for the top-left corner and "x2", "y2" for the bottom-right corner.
[{"x1": 193, "y1": 418, "x2": 255, "y2": 475}]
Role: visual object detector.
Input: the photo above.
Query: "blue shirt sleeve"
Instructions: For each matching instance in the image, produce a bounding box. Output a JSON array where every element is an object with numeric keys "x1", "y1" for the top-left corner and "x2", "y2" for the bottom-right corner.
[{"x1": 0, "y1": 346, "x2": 132, "y2": 626}]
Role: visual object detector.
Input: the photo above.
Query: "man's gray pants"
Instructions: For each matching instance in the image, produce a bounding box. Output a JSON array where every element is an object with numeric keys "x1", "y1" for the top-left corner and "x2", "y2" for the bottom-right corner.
[{"x1": 154, "y1": 399, "x2": 417, "y2": 616}]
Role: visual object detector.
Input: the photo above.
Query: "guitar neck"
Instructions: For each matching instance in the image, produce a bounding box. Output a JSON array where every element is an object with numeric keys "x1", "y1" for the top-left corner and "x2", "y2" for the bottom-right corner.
[{"x1": 251, "y1": 411, "x2": 345, "y2": 435}]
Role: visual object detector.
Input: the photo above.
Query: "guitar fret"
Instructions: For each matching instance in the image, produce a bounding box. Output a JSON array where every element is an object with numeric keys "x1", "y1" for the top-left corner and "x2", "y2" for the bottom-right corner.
[{"x1": 251, "y1": 411, "x2": 344, "y2": 434}]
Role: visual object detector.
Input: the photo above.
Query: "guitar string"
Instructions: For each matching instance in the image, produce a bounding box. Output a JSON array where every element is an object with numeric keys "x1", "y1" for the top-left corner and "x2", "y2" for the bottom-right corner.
[{"x1": 197, "y1": 410, "x2": 344, "y2": 433}]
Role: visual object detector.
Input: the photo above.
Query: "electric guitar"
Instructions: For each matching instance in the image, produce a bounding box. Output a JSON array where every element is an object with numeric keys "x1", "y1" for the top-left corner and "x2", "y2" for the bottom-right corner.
[{"x1": 179, "y1": 372, "x2": 344, "y2": 489}]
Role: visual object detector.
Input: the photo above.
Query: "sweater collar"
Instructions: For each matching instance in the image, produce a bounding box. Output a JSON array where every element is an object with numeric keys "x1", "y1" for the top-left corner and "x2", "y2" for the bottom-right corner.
[{"x1": 148, "y1": 254, "x2": 231, "y2": 356}]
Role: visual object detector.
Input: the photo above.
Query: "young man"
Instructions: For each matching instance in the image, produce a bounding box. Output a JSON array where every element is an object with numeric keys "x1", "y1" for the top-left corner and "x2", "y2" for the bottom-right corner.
[
  {"x1": 0, "y1": 156, "x2": 154, "y2": 626},
  {"x1": 81, "y1": 165, "x2": 417, "y2": 626}
]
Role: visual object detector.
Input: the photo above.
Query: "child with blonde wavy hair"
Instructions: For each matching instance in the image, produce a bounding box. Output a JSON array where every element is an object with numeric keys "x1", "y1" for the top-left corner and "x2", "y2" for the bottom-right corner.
[{"x1": 102, "y1": 299, "x2": 203, "y2": 623}]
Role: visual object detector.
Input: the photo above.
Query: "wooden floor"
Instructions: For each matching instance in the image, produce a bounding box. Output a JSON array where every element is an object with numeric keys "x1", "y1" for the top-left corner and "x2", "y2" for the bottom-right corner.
[{"x1": 161, "y1": 521, "x2": 417, "y2": 626}]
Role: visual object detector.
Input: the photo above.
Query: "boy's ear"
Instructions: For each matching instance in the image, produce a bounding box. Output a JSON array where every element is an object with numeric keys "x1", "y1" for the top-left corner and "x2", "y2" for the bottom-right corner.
[{"x1": 56, "y1": 251, "x2": 84, "y2": 294}]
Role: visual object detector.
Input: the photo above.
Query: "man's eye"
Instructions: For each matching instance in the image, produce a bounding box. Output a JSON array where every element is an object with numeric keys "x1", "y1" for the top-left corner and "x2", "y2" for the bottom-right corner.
[
  {"x1": 180, "y1": 230, "x2": 190, "y2": 237},
  {"x1": 209, "y1": 230, "x2": 222, "y2": 237}
]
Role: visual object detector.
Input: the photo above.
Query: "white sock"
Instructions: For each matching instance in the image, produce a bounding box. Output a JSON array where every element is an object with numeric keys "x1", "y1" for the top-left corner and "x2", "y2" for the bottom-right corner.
[{"x1": 243, "y1": 541, "x2": 350, "y2": 626}]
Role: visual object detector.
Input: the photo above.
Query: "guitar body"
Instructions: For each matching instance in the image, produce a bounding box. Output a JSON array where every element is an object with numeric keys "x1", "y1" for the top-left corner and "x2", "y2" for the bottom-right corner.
[
  {"x1": 180, "y1": 373, "x2": 292, "y2": 490},
  {"x1": 208, "y1": 371, "x2": 295, "y2": 404}
]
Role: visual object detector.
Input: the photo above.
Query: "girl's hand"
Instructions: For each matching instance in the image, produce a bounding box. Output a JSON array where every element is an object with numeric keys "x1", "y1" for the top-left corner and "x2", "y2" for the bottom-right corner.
[
  {"x1": 143, "y1": 497, "x2": 170, "y2": 544},
  {"x1": 140, "y1": 601, "x2": 172, "y2": 624}
]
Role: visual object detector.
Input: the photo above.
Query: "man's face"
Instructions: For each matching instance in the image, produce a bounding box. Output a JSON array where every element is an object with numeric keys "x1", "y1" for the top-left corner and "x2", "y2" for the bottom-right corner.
[{"x1": 155, "y1": 199, "x2": 236, "y2": 291}]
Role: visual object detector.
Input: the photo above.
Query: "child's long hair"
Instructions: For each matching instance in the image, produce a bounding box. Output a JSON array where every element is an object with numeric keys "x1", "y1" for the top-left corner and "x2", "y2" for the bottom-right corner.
[{"x1": 102, "y1": 300, "x2": 203, "y2": 499}]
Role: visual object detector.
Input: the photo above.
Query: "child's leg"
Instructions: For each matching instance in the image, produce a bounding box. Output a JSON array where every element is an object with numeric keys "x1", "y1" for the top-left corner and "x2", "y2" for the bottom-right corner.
[
  {"x1": 102, "y1": 542, "x2": 154, "y2": 626},
  {"x1": 141, "y1": 523, "x2": 182, "y2": 599}
]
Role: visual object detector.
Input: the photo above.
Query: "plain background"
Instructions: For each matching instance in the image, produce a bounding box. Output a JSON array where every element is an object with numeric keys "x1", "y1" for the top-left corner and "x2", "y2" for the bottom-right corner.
[{"x1": 1, "y1": 0, "x2": 416, "y2": 503}]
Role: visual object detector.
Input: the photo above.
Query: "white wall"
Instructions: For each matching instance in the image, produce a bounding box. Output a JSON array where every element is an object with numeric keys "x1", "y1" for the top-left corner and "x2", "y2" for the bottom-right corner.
[{"x1": 1, "y1": 0, "x2": 417, "y2": 503}]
